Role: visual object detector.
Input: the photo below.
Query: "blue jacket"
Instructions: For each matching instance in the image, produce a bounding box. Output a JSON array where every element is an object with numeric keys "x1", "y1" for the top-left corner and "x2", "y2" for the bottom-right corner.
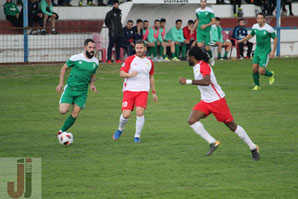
[{"x1": 232, "y1": 25, "x2": 248, "y2": 40}]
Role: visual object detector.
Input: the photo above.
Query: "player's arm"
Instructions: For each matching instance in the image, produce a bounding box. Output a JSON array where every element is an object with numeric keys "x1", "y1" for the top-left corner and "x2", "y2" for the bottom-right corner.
[
  {"x1": 120, "y1": 70, "x2": 137, "y2": 78},
  {"x1": 193, "y1": 19, "x2": 199, "y2": 32},
  {"x1": 149, "y1": 75, "x2": 158, "y2": 102},
  {"x1": 201, "y1": 17, "x2": 216, "y2": 30},
  {"x1": 56, "y1": 64, "x2": 69, "y2": 93},
  {"x1": 179, "y1": 75, "x2": 210, "y2": 86},
  {"x1": 90, "y1": 73, "x2": 97, "y2": 93},
  {"x1": 237, "y1": 33, "x2": 253, "y2": 44},
  {"x1": 270, "y1": 37, "x2": 278, "y2": 58}
]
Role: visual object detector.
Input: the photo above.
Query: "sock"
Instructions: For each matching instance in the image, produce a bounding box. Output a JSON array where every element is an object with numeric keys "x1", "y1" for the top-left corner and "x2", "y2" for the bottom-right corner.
[
  {"x1": 234, "y1": 125, "x2": 256, "y2": 150},
  {"x1": 61, "y1": 115, "x2": 76, "y2": 132},
  {"x1": 218, "y1": 53, "x2": 222, "y2": 59},
  {"x1": 224, "y1": 51, "x2": 228, "y2": 58},
  {"x1": 208, "y1": 50, "x2": 213, "y2": 58},
  {"x1": 163, "y1": 54, "x2": 167, "y2": 59},
  {"x1": 118, "y1": 114, "x2": 128, "y2": 131},
  {"x1": 253, "y1": 72, "x2": 260, "y2": 86},
  {"x1": 159, "y1": 46, "x2": 164, "y2": 57},
  {"x1": 264, "y1": 70, "x2": 273, "y2": 77},
  {"x1": 171, "y1": 52, "x2": 175, "y2": 58},
  {"x1": 181, "y1": 44, "x2": 186, "y2": 58},
  {"x1": 175, "y1": 44, "x2": 180, "y2": 57},
  {"x1": 135, "y1": 115, "x2": 145, "y2": 138},
  {"x1": 190, "y1": 122, "x2": 216, "y2": 144}
]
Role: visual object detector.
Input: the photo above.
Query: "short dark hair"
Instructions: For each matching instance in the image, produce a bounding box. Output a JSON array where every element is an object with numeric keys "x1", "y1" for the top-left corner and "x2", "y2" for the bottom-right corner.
[
  {"x1": 143, "y1": 20, "x2": 149, "y2": 23},
  {"x1": 215, "y1": 17, "x2": 220, "y2": 21},
  {"x1": 154, "y1": 19, "x2": 160, "y2": 23},
  {"x1": 188, "y1": 47, "x2": 210, "y2": 63},
  {"x1": 84, "y1": 39, "x2": 94, "y2": 46},
  {"x1": 136, "y1": 19, "x2": 143, "y2": 23},
  {"x1": 188, "y1": 20, "x2": 194, "y2": 25},
  {"x1": 160, "y1": 18, "x2": 166, "y2": 23},
  {"x1": 176, "y1": 19, "x2": 182, "y2": 24},
  {"x1": 127, "y1": 20, "x2": 133, "y2": 24},
  {"x1": 257, "y1": 12, "x2": 266, "y2": 18},
  {"x1": 136, "y1": 40, "x2": 145, "y2": 46},
  {"x1": 113, "y1": 0, "x2": 119, "y2": 4},
  {"x1": 238, "y1": 18, "x2": 244, "y2": 23}
]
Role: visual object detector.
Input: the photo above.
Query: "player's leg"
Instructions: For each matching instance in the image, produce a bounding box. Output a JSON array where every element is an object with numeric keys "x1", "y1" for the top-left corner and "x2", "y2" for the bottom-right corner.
[
  {"x1": 258, "y1": 53, "x2": 275, "y2": 85},
  {"x1": 216, "y1": 41, "x2": 223, "y2": 59},
  {"x1": 225, "y1": 121, "x2": 259, "y2": 160},
  {"x1": 252, "y1": 54, "x2": 261, "y2": 90},
  {"x1": 223, "y1": 41, "x2": 232, "y2": 59},
  {"x1": 133, "y1": 92, "x2": 148, "y2": 142}
]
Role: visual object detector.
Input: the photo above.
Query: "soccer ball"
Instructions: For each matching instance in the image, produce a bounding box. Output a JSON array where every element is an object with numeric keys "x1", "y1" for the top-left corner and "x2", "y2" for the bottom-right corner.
[{"x1": 58, "y1": 132, "x2": 73, "y2": 146}]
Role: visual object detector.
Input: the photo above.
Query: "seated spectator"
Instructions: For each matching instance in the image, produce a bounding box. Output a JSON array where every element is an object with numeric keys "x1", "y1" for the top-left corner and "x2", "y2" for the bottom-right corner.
[
  {"x1": 149, "y1": 19, "x2": 166, "y2": 62},
  {"x1": 39, "y1": 0, "x2": 59, "y2": 34},
  {"x1": 143, "y1": 20, "x2": 156, "y2": 58},
  {"x1": 3, "y1": 0, "x2": 23, "y2": 27},
  {"x1": 20, "y1": 0, "x2": 43, "y2": 34},
  {"x1": 232, "y1": 18, "x2": 253, "y2": 59},
  {"x1": 132, "y1": 19, "x2": 143, "y2": 43},
  {"x1": 211, "y1": 17, "x2": 232, "y2": 60},
  {"x1": 183, "y1": 20, "x2": 197, "y2": 52},
  {"x1": 159, "y1": 18, "x2": 174, "y2": 62},
  {"x1": 166, "y1": 19, "x2": 187, "y2": 61},
  {"x1": 120, "y1": 20, "x2": 134, "y2": 57}
]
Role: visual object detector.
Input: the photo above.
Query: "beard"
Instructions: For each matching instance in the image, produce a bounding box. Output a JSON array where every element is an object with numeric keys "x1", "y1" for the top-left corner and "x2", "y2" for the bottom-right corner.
[
  {"x1": 188, "y1": 59, "x2": 195, "y2": 66},
  {"x1": 137, "y1": 51, "x2": 145, "y2": 57},
  {"x1": 86, "y1": 51, "x2": 94, "y2": 59}
]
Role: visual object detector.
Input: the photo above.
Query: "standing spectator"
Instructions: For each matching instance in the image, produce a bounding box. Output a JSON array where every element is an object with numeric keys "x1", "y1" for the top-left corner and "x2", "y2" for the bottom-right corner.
[
  {"x1": 3, "y1": 0, "x2": 23, "y2": 27},
  {"x1": 211, "y1": 17, "x2": 232, "y2": 60},
  {"x1": 282, "y1": 0, "x2": 294, "y2": 16},
  {"x1": 121, "y1": 20, "x2": 134, "y2": 57},
  {"x1": 132, "y1": 19, "x2": 143, "y2": 43},
  {"x1": 183, "y1": 20, "x2": 197, "y2": 52},
  {"x1": 105, "y1": 0, "x2": 123, "y2": 63},
  {"x1": 267, "y1": 0, "x2": 276, "y2": 16},
  {"x1": 232, "y1": 18, "x2": 253, "y2": 59},
  {"x1": 233, "y1": 0, "x2": 243, "y2": 17},
  {"x1": 98, "y1": 0, "x2": 107, "y2": 6},
  {"x1": 39, "y1": 0, "x2": 59, "y2": 34},
  {"x1": 166, "y1": 19, "x2": 187, "y2": 61},
  {"x1": 20, "y1": 0, "x2": 43, "y2": 33}
]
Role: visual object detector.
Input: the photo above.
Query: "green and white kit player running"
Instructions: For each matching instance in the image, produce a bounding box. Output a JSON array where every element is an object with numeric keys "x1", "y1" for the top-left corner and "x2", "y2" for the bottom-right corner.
[
  {"x1": 238, "y1": 13, "x2": 277, "y2": 91},
  {"x1": 194, "y1": 0, "x2": 216, "y2": 66},
  {"x1": 56, "y1": 39, "x2": 99, "y2": 138}
]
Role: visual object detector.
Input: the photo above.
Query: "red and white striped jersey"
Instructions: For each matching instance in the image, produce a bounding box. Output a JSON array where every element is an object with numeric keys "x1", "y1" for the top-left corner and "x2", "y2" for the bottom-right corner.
[
  {"x1": 120, "y1": 55, "x2": 154, "y2": 92},
  {"x1": 193, "y1": 61, "x2": 225, "y2": 103}
]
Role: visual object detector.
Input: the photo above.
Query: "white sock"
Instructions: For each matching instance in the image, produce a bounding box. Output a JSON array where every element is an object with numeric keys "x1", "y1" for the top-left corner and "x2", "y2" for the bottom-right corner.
[
  {"x1": 135, "y1": 115, "x2": 145, "y2": 138},
  {"x1": 234, "y1": 125, "x2": 256, "y2": 150},
  {"x1": 190, "y1": 122, "x2": 216, "y2": 144},
  {"x1": 118, "y1": 114, "x2": 128, "y2": 131}
]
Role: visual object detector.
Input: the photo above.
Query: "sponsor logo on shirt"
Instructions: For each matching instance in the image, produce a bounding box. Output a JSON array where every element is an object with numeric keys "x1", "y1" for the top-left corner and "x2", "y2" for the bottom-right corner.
[{"x1": 79, "y1": 61, "x2": 82, "y2": 64}]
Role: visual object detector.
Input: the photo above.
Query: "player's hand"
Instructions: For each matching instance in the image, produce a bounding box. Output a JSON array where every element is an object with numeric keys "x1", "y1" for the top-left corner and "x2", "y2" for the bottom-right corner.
[
  {"x1": 152, "y1": 93, "x2": 158, "y2": 103},
  {"x1": 236, "y1": 40, "x2": 242, "y2": 44},
  {"x1": 270, "y1": 51, "x2": 275, "y2": 58},
  {"x1": 179, "y1": 77, "x2": 186, "y2": 85},
  {"x1": 200, "y1": 25, "x2": 206, "y2": 30},
  {"x1": 91, "y1": 85, "x2": 97, "y2": 93},
  {"x1": 56, "y1": 84, "x2": 63, "y2": 93},
  {"x1": 130, "y1": 71, "x2": 138, "y2": 77}
]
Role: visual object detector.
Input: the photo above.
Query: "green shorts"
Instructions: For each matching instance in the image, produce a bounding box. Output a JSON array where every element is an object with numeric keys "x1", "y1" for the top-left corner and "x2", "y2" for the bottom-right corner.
[
  {"x1": 59, "y1": 85, "x2": 88, "y2": 109},
  {"x1": 197, "y1": 30, "x2": 211, "y2": 46},
  {"x1": 253, "y1": 52, "x2": 270, "y2": 68}
]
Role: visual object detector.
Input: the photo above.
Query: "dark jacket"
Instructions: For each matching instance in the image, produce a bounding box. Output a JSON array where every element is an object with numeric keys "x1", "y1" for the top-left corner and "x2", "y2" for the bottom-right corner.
[
  {"x1": 232, "y1": 25, "x2": 248, "y2": 40},
  {"x1": 121, "y1": 27, "x2": 134, "y2": 45},
  {"x1": 104, "y1": 7, "x2": 123, "y2": 38},
  {"x1": 132, "y1": 26, "x2": 143, "y2": 42}
]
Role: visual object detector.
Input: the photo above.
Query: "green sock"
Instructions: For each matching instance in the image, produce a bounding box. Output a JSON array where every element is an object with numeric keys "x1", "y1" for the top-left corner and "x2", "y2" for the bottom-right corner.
[
  {"x1": 175, "y1": 44, "x2": 180, "y2": 57},
  {"x1": 253, "y1": 72, "x2": 260, "y2": 86},
  {"x1": 61, "y1": 115, "x2": 77, "y2": 132},
  {"x1": 224, "y1": 51, "x2": 228, "y2": 58},
  {"x1": 208, "y1": 50, "x2": 213, "y2": 58},
  {"x1": 171, "y1": 52, "x2": 175, "y2": 58},
  {"x1": 218, "y1": 53, "x2": 221, "y2": 59},
  {"x1": 264, "y1": 70, "x2": 273, "y2": 77},
  {"x1": 153, "y1": 42, "x2": 157, "y2": 57},
  {"x1": 159, "y1": 46, "x2": 164, "y2": 57},
  {"x1": 181, "y1": 44, "x2": 186, "y2": 58}
]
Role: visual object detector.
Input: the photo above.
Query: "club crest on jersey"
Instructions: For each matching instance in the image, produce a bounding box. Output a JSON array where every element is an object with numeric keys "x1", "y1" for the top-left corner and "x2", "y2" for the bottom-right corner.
[
  {"x1": 93, "y1": 64, "x2": 96, "y2": 69},
  {"x1": 79, "y1": 61, "x2": 82, "y2": 64},
  {"x1": 206, "y1": 12, "x2": 208, "y2": 15},
  {"x1": 263, "y1": 31, "x2": 266, "y2": 35}
]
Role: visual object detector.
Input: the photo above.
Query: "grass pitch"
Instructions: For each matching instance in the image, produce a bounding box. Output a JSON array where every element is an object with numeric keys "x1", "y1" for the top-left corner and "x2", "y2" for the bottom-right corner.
[{"x1": 0, "y1": 58, "x2": 297, "y2": 198}]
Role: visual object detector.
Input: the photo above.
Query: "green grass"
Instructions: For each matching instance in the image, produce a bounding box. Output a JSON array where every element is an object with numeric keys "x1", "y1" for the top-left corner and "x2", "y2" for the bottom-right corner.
[{"x1": 0, "y1": 58, "x2": 297, "y2": 199}]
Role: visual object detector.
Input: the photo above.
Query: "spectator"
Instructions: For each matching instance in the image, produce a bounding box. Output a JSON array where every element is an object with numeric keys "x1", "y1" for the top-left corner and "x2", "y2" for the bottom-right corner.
[
  {"x1": 39, "y1": 0, "x2": 59, "y2": 34},
  {"x1": 104, "y1": 0, "x2": 123, "y2": 63},
  {"x1": 232, "y1": 18, "x2": 253, "y2": 59},
  {"x1": 79, "y1": 0, "x2": 95, "y2": 6},
  {"x1": 267, "y1": 0, "x2": 276, "y2": 16},
  {"x1": 166, "y1": 19, "x2": 187, "y2": 61},
  {"x1": 282, "y1": 0, "x2": 294, "y2": 16},
  {"x1": 20, "y1": 0, "x2": 43, "y2": 34},
  {"x1": 132, "y1": 19, "x2": 143, "y2": 43},
  {"x1": 98, "y1": 0, "x2": 107, "y2": 6},
  {"x1": 120, "y1": 20, "x2": 134, "y2": 57},
  {"x1": 58, "y1": 0, "x2": 72, "y2": 6},
  {"x1": 3, "y1": 0, "x2": 23, "y2": 27},
  {"x1": 149, "y1": 19, "x2": 165, "y2": 62},
  {"x1": 183, "y1": 20, "x2": 197, "y2": 52},
  {"x1": 160, "y1": 18, "x2": 174, "y2": 61},
  {"x1": 211, "y1": 17, "x2": 232, "y2": 60},
  {"x1": 142, "y1": 20, "x2": 156, "y2": 58},
  {"x1": 233, "y1": 0, "x2": 243, "y2": 17}
]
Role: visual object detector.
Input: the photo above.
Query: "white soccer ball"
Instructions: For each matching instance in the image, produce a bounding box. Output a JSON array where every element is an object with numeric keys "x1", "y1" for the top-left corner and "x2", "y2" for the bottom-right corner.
[{"x1": 58, "y1": 132, "x2": 73, "y2": 146}]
